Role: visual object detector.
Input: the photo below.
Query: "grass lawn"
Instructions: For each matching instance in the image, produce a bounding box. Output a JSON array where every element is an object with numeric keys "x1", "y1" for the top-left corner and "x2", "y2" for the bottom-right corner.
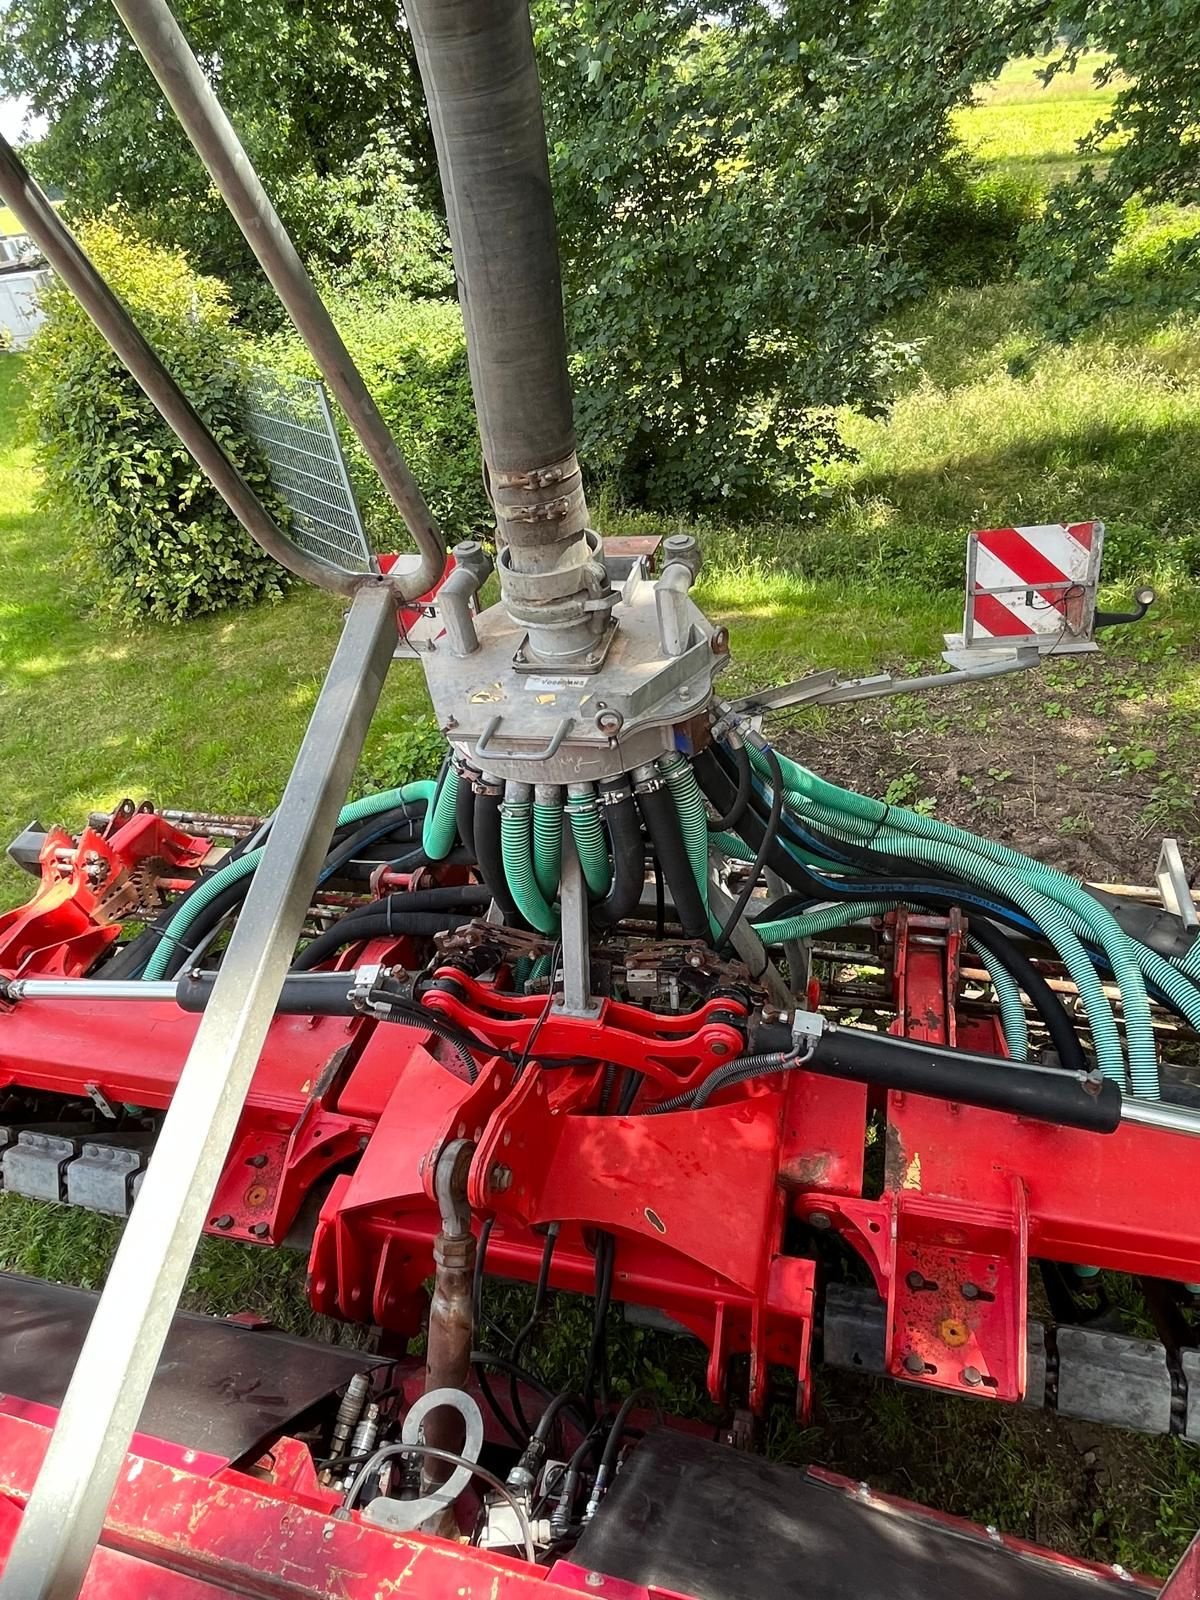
[
  {"x1": 954, "y1": 52, "x2": 1121, "y2": 187},
  {"x1": 2, "y1": 49, "x2": 1200, "y2": 1578}
]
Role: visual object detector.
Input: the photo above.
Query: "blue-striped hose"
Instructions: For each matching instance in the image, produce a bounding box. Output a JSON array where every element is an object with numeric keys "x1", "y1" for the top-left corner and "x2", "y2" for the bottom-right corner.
[{"x1": 143, "y1": 781, "x2": 438, "y2": 981}]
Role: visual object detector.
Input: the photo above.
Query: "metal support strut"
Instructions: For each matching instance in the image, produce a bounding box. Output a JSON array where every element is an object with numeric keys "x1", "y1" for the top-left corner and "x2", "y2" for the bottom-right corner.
[{"x1": 0, "y1": 583, "x2": 398, "y2": 1600}]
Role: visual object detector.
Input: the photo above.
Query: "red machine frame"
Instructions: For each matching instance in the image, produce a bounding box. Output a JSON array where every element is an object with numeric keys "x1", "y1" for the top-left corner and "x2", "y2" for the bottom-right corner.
[{"x1": 1, "y1": 820, "x2": 1198, "y2": 1418}]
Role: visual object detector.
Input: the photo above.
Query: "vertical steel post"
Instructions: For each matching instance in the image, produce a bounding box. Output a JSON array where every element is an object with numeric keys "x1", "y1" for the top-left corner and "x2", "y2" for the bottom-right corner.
[{"x1": 0, "y1": 581, "x2": 398, "y2": 1600}]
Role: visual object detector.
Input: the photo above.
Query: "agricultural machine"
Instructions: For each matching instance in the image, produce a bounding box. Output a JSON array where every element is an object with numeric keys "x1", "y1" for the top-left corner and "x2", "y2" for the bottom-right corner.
[{"x1": 0, "y1": 1, "x2": 1196, "y2": 1596}]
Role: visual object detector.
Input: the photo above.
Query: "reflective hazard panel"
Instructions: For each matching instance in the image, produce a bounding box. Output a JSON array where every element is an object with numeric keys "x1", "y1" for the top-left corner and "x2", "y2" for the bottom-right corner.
[{"x1": 961, "y1": 521, "x2": 1104, "y2": 653}]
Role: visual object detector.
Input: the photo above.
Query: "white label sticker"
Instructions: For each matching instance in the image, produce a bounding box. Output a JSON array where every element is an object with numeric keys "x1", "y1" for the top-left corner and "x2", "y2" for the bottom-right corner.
[{"x1": 524, "y1": 675, "x2": 588, "y2": 691}]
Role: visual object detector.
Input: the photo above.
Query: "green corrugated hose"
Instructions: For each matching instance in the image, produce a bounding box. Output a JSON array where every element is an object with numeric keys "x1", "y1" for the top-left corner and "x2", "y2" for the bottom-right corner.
[
  {"x1": 968, "y1": 937, "x2": 1030, "y2": 1062},
  {"x1": 501, "y1": 792, "x2": 559, "y2": 934},
  {"x1": 746, "y1": 743, "x2": 1156, "y2": 1095},
  {"x1": 422, "y1": 763, "x2": 460, "y2": 862},
  {"x1": 143, "y1": 780, "x2": 438, "y2": 981},
  {"x1": 533, "y1": 792, "x2": 564, "y2": 902},
  {"x1": 753, "y1": 899, "x2": 900, "y2": 944},
  {"x1": 567, "y1": 786, "x2": 612, "y2": 896},
  {"x1": 659, "y1": 751, "x2": 717, "y2": 934}
]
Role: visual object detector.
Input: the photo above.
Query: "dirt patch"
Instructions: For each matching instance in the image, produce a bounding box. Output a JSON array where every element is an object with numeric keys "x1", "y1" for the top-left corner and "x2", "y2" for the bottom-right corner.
[{"x1": 781, "y1": 630, "x2": 1200, "y2": 885}]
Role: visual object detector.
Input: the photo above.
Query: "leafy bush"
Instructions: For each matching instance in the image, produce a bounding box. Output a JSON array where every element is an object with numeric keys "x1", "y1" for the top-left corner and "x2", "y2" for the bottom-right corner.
[
  {"x1": 25, "y1": 215, "x2": 289, "y2": 621},
  {"x1": 901, "y1": 160, "x2": 1042, "y2": 288},
  {"x1": 256, "y1": 291, "x2": 487, "y2": 545}
]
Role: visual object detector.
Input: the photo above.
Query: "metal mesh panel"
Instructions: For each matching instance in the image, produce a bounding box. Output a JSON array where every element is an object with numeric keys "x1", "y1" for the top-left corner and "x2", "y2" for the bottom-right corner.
[{"x1": 242, "y1": 370, "x2": 376, "y2": 574}]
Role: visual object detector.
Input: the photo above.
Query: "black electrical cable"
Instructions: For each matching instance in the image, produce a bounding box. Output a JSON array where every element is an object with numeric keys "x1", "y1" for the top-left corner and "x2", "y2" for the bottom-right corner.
[
  {"x1": 645, "y1": 1051, "x2": 799, "y2": 1114},
  {"x1": 471, "y1": 1219, "x2": 526, "y2": 1448},
  {"x1": 508, "y1": 1223, "x2": 561, "y2": 1438},
  {"x1": 635, "y1": 778, "x2": 709, "y2": 941},
  {"x1": 341, "y1": 1443, "x2": 536, "y2": 1560},
  {"x1": 703, "y1": 737, "x2": 752, "y2": 832},
  {"x1": 696, "y1": 749, "x2": 825, "y2": 899},
  {"x1": 714, "y1": 743, "x2": 784, "y2": 955},
  {"x1": 581, "y1": 1233, "x2": 615, "y2": 1414}
]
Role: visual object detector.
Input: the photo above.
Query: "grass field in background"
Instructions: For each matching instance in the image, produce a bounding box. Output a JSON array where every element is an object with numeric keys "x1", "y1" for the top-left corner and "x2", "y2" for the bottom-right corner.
[
  {"x1": 954, "y1": 52, "x2": 1121, "y2": 186},
  {"x1": 2, "y1": 49, "x2": 1200, "y2": 1577}
]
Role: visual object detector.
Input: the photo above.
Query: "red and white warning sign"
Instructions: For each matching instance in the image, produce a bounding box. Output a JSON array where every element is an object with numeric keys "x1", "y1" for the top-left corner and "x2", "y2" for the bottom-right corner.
[{"x1": 961, "y1": 521, "x2": 1104, "y2": 651}]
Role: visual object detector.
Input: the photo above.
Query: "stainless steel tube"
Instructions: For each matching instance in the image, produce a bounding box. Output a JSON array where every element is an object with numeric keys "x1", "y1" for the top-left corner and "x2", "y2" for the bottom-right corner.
[
  {"x1": 0, "y1": 132, "x2": 357, "y2": 596},
  {"x1": 1120, "y1": 1096, "x2": 1200, "y2": 1136},
  {"x1": 0, "y1": 582, "x2": 398, "y2": 1600},
  {"x1": 112, "y1": 0, "x2": 447, "y2": 602}
]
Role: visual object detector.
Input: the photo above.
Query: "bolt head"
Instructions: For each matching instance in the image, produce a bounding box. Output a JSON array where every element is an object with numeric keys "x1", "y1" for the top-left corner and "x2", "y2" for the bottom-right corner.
[
  {"x1": 805, "y1": 1210, "x2": 832, "y2": 1231},
  {"x1": 585, "y1": 1574, "x2": 605, "y2": 1590},
  {"x1": 961, "y1": 1365, "x2": 983, "y2": 1386},
  {"x1": 489, "y1": 1164, "x2": 513, "y2": 1193},
  {"x1": 903, "y1": 1352, "x2": 925, "y2": 1375},
  {"x1": 212, "y1": 1214, "x2": 234, "y2": 1230},
  {"x1": 249, "y1": 1222, "x2": 270, "y2": 1239}
]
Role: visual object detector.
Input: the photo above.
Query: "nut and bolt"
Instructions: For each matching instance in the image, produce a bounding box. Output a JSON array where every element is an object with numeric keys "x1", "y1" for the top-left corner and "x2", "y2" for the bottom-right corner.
[
  {"x1": 489, "y1": 1164, "x2": 513, "y2": 1193},
  {"x1": 249, "y1": 1222, "x2": 270, "y2": 1239},
  {"x1": 585, "y1": 1575, "x2": 605, "y2": 1590},
  {"x1": 961, "y1": 1365, "x2": 983, "y2": 1387},
  {"x1": 246, "y1": 1153, "x2": 268, "y2": 1169},
  {"x1": 903, "y1": 1353, "x2": 926, "y2": 1375},
  {"x1": 805, "y1": 1210, "x2": 832, "y2": 1231},
  {"x1": 595, "y1": 709, "x2": 624, "y2": 736},
  {"x1": 710, "y1": 1042, "x2": 729, "y2": 1057},
  {"x1": 212, "y1": 1214, "x2": 234, "y2": 1231},
  {"x1": 960, "y1": 1281, "x2": 981, "y2": 1300}
]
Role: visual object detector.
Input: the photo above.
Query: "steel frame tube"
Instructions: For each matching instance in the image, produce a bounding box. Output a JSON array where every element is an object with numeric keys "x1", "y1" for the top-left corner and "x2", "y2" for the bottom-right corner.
[
  {"x1": 0, "y1": 132, "x2": 355, "y2": 596},
  {"x1": 111, "y1": 0, "x2": 447, "y2": 603},
  {"x1": 0, "y1": 583, "x2": 398, "y2": 1600}
]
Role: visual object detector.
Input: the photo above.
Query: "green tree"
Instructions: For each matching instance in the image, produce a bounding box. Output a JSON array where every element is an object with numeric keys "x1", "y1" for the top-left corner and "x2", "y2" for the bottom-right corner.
[
  {"x1": 1009, "y1": 1, "x2": 1200, "y2": 333},
  {"x1": 535, "y1": 0, "x2": 1001, "y2": 513},
  {"x1": 0, "y1": 0, "x2": 442, "y2": 315}
]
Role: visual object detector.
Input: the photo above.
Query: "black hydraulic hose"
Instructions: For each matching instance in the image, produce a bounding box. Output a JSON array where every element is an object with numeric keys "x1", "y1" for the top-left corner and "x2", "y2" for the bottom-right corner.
[
  {"x1": 725, "y1": 1027, "x2": 1121, "y2": 1133},
  {"x1": 704, "y1": 739, "x2": 752, "y2": 832},
  {"x1": 474, "y1": 787, "x2": 520, "y2": 923},
  {"x1": 966, "y1": 915, "x2": 1087, "y2": 1072},
  {"x1": 591, "y1": 779, "x2": 645, "y2": 929},
  {"x1": 635, "y1": 777, "x2": 709, "y2": 941},
  {"x1": 291, "y1": 911, "x2": 475, "y2": 972},
  {"x1": 597, "y1": 1389, "x2": 646, "y2": 1487},
  {"x1": 455, "y1": 769, "x2": 477, "y2": 860},
  {"x1": 582, "y1": 1233, "x2": 615, "y2": 1412},
  {"x1": 509, "y1": 1222, "x2": 561, "y2": 1438},
  {"x1": 324, "y1": 885, "x2": 492, "y2": 927},
  {"x1": 714, "y1": 744, "x2": 784, "y2": 955}
]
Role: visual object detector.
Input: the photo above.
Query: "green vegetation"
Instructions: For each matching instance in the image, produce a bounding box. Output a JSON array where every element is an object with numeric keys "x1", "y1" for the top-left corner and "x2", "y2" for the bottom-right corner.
[
  {"x1": 24, "y1": 218, "x2": 288, "y2": 621},
  {"x1": 954, "y1": 53, "x2": 1121, "y2": 187},
  {"x1": 2, "y1": 44, "x2": 1200, "y2": 1582}
]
